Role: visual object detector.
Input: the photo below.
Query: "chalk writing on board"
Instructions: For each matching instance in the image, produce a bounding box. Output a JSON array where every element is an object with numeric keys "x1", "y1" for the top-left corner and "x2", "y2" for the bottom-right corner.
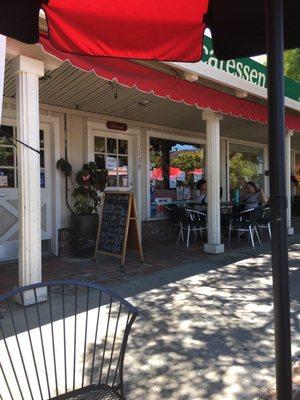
[{"x1": 98, "y1": 193, "x2": 130, "y2": 255}]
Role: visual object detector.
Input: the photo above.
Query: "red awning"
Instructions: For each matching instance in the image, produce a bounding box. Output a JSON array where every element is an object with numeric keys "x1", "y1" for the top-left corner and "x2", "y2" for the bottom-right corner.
[
  {"x1": 42, "y1": 0, "x2": 208, "y2": 62},
  {"x1": 40, "y1": 32, "x2": 300, "y2": 132},
  {"x1": 1, "y1": 0, "x2": 298, "y2": 60}
]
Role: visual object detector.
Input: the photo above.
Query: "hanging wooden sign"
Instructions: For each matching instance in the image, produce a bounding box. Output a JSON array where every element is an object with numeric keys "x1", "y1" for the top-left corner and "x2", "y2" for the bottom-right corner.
[{"x1": 94, "y1": 191, "x2": 143, "y2": 266}]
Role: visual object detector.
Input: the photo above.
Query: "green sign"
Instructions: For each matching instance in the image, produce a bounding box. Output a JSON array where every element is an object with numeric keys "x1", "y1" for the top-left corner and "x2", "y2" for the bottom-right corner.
[{"x1": 202, "y1": 36, "x2": 300, "y2": 102}]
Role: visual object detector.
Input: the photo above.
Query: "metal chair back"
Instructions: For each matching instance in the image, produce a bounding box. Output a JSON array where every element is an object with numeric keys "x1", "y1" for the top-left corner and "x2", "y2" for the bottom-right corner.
[
  {"x1": 0, "y1": 280, "x2": 138, "y2": 399},
  {"x1": 172, "y1": 206, "x2": 189, "y2": 226},
  {"x1": 186, "y1": 209, "x2": 207, "y2": 226},
  {"x1": 165, "y1": 204, "x2": 181, "y2": 225}
]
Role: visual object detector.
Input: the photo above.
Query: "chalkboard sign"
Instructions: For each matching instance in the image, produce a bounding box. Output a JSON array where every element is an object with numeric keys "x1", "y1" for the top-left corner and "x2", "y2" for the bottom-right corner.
[{"x1": 94, "y1": 191, "x2": 143, "y2": 265}]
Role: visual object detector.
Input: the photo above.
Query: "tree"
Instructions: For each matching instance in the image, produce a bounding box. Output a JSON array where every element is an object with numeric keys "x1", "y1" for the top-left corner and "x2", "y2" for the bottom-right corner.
[
  {"x1": 170, "y1": 150, "x2": 204, "y2": 172},
  {"x1": 229, "y1": 153, "x2": 259, "y2": 188},
  {"x1": 284, "y1": 49, "x2": 300, "y2": 82}
]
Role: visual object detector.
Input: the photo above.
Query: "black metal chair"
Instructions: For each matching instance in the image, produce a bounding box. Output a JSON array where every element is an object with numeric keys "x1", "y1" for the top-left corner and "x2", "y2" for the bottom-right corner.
[
  {"x1": 165, "y1": 203, "x2": 181, "y2": 234},
  {"x1": 0, "y1": 280, "x2": 138, "y2": 400},
  {"x1": 228, "y1": 208, "x2": 262, "y2": 249},
  {"x1": 175, "y1": 206, "x2": 207, "y2": 247},
  {"x1": 256, "y1": 206, "x2": 271, "y2": 240}
]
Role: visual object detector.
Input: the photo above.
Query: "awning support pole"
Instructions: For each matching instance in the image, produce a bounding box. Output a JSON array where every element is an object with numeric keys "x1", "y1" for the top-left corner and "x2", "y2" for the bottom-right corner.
[
  {"x1": 0, "y1": 35, "x2": 5, "y2": 125},
  {"x1": 265, "y1": 0, "x2": 292, "y2": 398}
]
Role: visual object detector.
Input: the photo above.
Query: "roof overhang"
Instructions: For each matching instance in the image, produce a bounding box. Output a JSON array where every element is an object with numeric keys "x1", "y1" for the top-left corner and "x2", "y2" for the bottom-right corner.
[{"x1": 166, "y1": 61, "x2": 300, "y2": 113}]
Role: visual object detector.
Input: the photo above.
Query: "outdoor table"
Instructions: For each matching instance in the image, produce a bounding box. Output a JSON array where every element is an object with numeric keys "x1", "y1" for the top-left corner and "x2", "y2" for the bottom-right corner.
[{"x1": 221, "y1": 202, "x2": 233, "y2": 215}]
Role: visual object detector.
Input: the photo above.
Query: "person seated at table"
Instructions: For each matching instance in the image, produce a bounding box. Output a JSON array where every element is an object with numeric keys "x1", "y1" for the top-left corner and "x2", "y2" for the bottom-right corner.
[
  {"x1": 194, "y1": 180, "x2": 223, "y2": 205},
  {"x1": 194, "y1": 179, "x2": 207, "y2": 207},
  {"x1": 240, "y1": 181, "x2": 267, "y2": 210}
]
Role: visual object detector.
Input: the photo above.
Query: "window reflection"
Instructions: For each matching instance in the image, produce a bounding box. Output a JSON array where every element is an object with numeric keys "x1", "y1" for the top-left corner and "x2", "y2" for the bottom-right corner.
[
  {"x1": 229, "y1": 143, "x2": 265, "y2": 198},
  {"x1": 0, "y1": 147, "x2": 14, "y2": 166},
  {"x1": 95, "y1": 137, "x2": 105, "y2": 153},
  {"x1": 107, "y1": 138, "x2": 117, "y2": 154},
  {"x1": 118, "y1": 139, "x2": 128, "y2": 155},
  {"x1": 0, "y1": 126, "x2": 47, "y2": 189},
  {"x1": 0, "y1": 169, "x2": 15, "y2": 187},
  {"x1": 149, "y1": 137, "x2": 205, "y2": 218},
  {"x1": 0, "y1": 125, "x2": 16, "y2": 188}
]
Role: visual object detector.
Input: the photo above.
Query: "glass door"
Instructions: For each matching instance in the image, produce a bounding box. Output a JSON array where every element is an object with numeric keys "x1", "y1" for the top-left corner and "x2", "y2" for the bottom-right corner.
[{"x1": 92, "y1": 131, "x2": 133, "y2": 190}]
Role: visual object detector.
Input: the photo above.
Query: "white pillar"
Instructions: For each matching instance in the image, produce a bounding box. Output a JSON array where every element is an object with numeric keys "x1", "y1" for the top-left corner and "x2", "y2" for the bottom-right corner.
[
  {"x1": 286, "y1": 129, "x2": 294, "y2": 235},
  {"x1": 11, "y1": 56, "x2": 46, "y2": 301},
  {"x1": 0, "y1": 35, "x2": 6, "y2": 124},
  {"x1": 203, "y1": 110, "x2": 224, "y2": 254}
]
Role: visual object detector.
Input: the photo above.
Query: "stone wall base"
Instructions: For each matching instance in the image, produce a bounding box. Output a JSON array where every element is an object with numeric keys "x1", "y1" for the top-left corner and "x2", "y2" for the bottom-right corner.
[{"x1": 59, "y1": 219, "x2": 175, "y2": 257}]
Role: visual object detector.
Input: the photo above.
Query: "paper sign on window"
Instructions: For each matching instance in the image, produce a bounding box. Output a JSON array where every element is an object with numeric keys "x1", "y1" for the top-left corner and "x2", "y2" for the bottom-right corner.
[
  {"x1": 106, "y1": 156, "x2": 117, "y2": 170},
  {"x1": 0, "y1": 174, "x2": 8, "y2": 187}
]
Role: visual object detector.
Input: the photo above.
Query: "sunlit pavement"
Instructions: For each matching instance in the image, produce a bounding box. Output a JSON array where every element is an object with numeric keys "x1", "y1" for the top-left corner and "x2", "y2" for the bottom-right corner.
[
  {"x1": 1, "y1": 227, "x2": 300, "y2": 399},
  {"x1": 110, "y1": 239, "x2": 300, "y2": 400}
]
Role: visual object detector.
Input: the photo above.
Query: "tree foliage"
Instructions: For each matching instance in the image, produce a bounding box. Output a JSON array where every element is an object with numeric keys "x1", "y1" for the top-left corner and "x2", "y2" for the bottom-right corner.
[
  {"x1": 170, "y1": 150, "x2": 204, "y2": 172},
  {"x1": 230, "y1": 153, "x2": 258, "y2": 188},
  {"x1": 284, "y1": 49, "x2": 300, "y2": 82}
]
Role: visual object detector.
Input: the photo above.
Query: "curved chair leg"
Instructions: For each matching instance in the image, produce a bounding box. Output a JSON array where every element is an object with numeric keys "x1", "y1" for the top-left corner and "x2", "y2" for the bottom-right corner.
[
  {"x1": 268, "y1": 223, "x2": 272, "y2": 239},
  {"x1": 249, "y1": 226, "x2": 255, "y2": 249},
  {"x1": 254, "y1": 226, "x2": 262, "y2": 245},
  {"x1": 228, "y1": 224, "x2": 232, "y2": 247},
  {"x1": 177, "y1": 224, "x2": 183, "y2": 245},
  {"x1": 186, "y1": 226, "x2": 191, "y2": 248}
]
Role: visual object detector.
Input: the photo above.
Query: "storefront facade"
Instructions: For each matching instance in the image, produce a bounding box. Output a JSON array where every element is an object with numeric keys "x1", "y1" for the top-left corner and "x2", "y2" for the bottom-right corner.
[
  {"x1": 0, "y1": 33, "x2": 299, "y2": 268},
  {"x1": 0, "y1": 100, "x2": 295, "y2": 257}
]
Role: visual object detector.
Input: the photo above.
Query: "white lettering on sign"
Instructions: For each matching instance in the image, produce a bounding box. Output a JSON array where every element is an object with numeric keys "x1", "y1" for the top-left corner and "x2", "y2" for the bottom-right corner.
[
  {"x1": 202, "y1": 44, "x2": 266, "y2": 89},
  {"x1": 226, "y1": 60, "x2": 236, "y2": 75},
  {"x1": 250, "y1": 69, "x2": 258, "y2": 84}
]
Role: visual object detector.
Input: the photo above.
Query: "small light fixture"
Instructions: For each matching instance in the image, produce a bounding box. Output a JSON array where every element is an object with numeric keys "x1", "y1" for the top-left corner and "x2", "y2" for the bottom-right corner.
[
  {"x1": 39, "y1": 72, "x2": 52, "y2": 81},
  {"x1": 183, "y1": 71, "x2": 199, "y2": 82},
  {"x1": 138, "y1": 99, "x2": 152, "y2": 106},
  {"x1": 235, "y1": 90, "x2": 248, "y2": 98}
]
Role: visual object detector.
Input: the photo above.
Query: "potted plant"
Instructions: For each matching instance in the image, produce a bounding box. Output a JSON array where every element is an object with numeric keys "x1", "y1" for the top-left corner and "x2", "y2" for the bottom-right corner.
[{"x1": 57, "y1": 158, "x2": 108, "y2": 253}]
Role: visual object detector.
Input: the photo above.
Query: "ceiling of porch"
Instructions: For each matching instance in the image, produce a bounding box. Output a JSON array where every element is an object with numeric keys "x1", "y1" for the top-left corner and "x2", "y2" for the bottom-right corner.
[{"x1": 4, "y1": 58, "x2": 299, "y2": 149}]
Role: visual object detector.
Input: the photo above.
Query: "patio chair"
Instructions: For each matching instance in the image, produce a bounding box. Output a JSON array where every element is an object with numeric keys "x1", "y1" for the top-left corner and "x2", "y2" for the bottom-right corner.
[
  {"x1": 228, "y1": 208, "x2": 262, "y2": 249},
  {"x1": 256, "y1": 206, "x2": 271, "y2": 240},
  {"x1": 165, "y1": 203, "x2": 181, "y2": 234},
  {"x1": 176, "y1": 207, "x2": 207, "y2": 247},
  {"x1": 0, "y1": 280, "x2": 138, "y2": 400}
]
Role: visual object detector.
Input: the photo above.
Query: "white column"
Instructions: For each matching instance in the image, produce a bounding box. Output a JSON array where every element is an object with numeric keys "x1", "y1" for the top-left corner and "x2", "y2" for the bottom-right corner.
[
  {"x1": 286, "y1": 129, "x2": 294, "y2": 235},
  {"x1": 11, "y1": 56, "x2": 46, "y2": 302},
  {"x1": 203, "y1": 110, "x2": 224, "y2": 254},
  {"x1": 0, "y1": 35, "x2": 6, "y2": 124}
]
